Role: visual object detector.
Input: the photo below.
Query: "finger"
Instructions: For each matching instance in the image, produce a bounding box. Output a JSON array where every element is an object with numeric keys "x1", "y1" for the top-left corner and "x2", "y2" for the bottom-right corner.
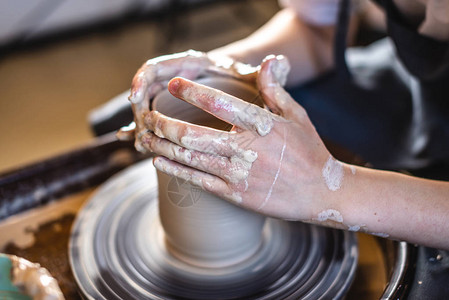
[
  {"x1": 129, "y1": 50, "x2": 211, "y2": 104},
  {"x1": 142, "y1": 132, "x2": 235, "y2": 180},
  {"x1": 144, "y1": 110, "x2": 237, "y2": 157},
  {"x1": 168, "y1": 77, "x2": 276, "y2": 136},
  {"x1": 153, "y1": 156, "x2": 231, "y2": 196},
  {"x1": 207, "y1": 52, "x2": 259, "y2": 82},
  {"x1": 128, "y1": 51, "x2": 212, "y2": 137},
  {"x1": 258, "y1": 55, "x2": 307, "y2": 121},
  {"x1": 116, "y1": 122, "x2": 136, "y2": 141}
]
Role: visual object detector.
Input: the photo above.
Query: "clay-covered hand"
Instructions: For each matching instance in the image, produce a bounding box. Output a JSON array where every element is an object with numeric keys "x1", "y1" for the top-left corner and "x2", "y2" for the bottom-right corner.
[
  {"x1": 117, "y1": 49, "x2": 257, "y2": 152},
  {"x1": 146, "y1": 55, "x2": 334, "y2": 221}
]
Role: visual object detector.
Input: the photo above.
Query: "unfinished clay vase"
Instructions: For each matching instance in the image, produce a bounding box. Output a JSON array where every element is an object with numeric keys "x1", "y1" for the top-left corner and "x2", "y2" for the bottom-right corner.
[{"x1": 153, "y1": 76, "x2": 266, "y2": 268}]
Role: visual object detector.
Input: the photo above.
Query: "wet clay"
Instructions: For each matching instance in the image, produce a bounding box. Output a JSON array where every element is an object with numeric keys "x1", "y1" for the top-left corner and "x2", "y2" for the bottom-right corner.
[
  {"x1": 153, "y1": 77, "x2": 266, "y2": 268},
  {"x1": 322, "y1": 156, "x2": 344, "y2": 191},
  {"x1": 257, "y1": 126, "x2": 287, "y2": 210}
]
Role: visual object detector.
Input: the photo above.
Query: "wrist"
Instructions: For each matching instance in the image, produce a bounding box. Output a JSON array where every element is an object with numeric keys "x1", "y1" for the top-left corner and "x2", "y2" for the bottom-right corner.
[
  {"x1": 303, "y1": 159, "x2": 385, "y2": 233},
  {"x1": 294, "y1": 156, "x2": 350, "y2": 224}
]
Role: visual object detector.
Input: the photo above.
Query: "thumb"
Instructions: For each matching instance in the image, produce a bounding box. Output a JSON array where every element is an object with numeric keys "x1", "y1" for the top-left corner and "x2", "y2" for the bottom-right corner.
[
  {"x1": 117, "y1": 122, "x2": 136, "y2": 141},
  {"x1": 257, "y1": 55, "x2": 305, "y2": 121}
]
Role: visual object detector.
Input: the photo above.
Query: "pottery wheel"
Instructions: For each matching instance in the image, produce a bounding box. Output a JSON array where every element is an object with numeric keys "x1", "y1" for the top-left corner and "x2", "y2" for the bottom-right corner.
[{"x1": 69, "y1": 159, "x2": 358, "y2": 299}]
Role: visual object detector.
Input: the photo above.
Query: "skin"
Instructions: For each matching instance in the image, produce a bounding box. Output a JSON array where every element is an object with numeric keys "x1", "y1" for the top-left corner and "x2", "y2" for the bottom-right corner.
[
  {"x1": 118, "y1": 1, "x2": 449, "y2": 250},
  {"x1": 207, "y1": 8, "x2": 337, "y2": 88},
  {"x1": 150, "y1": 56, "x2": 331, "y2": 220},
  {"x1": 117, "y1": 50, "x2": 258, "y2": 148}
]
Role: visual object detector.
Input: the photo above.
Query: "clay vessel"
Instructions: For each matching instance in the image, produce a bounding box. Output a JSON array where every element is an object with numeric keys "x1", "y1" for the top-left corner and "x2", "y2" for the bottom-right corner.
[{"x1": 153, "y1": 76, "x2": 266, "y2": 268}]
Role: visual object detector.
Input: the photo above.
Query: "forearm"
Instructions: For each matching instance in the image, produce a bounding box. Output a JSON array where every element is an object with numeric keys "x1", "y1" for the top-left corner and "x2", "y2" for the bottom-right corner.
[
  {"x1": 393, "y1": 0, "x2": 449, "y2": 41},
  {"x1": 208, "y1": 8, "x2": 336, "y2": 88},
  {"x1": 315, "y1": 163, "x2": 449, "y2": 250}
]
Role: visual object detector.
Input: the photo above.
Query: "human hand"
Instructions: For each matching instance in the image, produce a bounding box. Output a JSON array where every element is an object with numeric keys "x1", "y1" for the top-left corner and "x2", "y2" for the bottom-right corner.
[
  {"x1": 141, "y1": 55, "x2": 336, "y2": 221},
  {"x1": 117, "y1": 49, "x2": 257, "y2": 152}
]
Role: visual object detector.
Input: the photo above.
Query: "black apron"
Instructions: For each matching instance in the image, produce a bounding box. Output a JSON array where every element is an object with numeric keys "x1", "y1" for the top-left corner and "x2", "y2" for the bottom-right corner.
[{"x1": 286, "y1": 0, "x2": 449, "y2": 298}]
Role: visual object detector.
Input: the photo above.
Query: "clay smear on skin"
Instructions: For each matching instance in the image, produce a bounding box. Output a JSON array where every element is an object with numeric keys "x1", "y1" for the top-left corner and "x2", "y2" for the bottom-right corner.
[
  {"x1": 226, "y1": 192, "x2": 244, "y2": 204},
  {"x1": 164, "y1": 82, "x2": 283, "y2": 201},
  {"x1": 322, "y1": 156, "x2": 344, "y2": 191},
  {"x1": 165, "y1": 140, "x2": 254, "y2": 187},
  {"x1": 180, "y1": 84, "x2": 276, "y2": 137},
  {"x1": 181, "y1": 129, "x2": 258, "y2": 193},
  {"x1": 371, "y1": 232, "x2": 390, "y2": 238},
  {"x1": 313, "y1": 208, "x2": 391, "y2": 240},
  {"x1": 347, "y1": 225, "x2": 389, "y2": 238},
  {"x1": 154, "y1": 158, "x2": 248, "y2": 204},
  {"x1": 128, "y1": 50, "x2": 212, "y2": 150},
  {"x1": 157, "y1": 150, "x2": 257, "y2": 205},
  {"x1": 315, "y1": 209, "x2": 344, "y2": 223},
  {"x1": 180, "y1": 128, "x2": 258, "y2": 164},
  {"x1": 347, "y1": 225, "x2": 361, "y2": 232},
  {"x1": 134, "y1": 65, "x2": 282, "y2": 203},
  {"x1": 350, "y1": 165, "x2": 356, "y2": 175},
  {"x1": 258, "y1": 127, "x2": 287, "y2": 210},
  {"x1": 347, "y1": 224, "x2": 367, "y2": 232},
  {"x1": 153, "y1": 133, "x2": 259, "y2": 204},
  {"x1": 219, "y1": 152, "x2": 258, "y2": 204}
]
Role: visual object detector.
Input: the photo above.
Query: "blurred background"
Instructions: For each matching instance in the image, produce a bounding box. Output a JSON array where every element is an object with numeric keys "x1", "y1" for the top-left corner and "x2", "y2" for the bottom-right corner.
[{"x1": 0, "y1": 0, "x2": 280, "y2": 172}]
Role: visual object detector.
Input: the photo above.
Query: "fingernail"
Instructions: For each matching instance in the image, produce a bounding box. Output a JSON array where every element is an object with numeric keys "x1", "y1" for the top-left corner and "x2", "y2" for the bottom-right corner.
[
  {"x1": 262, "y1": 54, "x2": 276, "y2": 64},
  {"x1": 270, "y1": 56, "x2": 289, "y2": 87},
  {"x1": 168, "y1": 78, "x2": 181, "y2": 95},
  {"x1": 153, "y1": 157, "x2": 164, "y2": 172},
  {"x1": 128, "y1": 91, "x2": 137, "y2": 103}
]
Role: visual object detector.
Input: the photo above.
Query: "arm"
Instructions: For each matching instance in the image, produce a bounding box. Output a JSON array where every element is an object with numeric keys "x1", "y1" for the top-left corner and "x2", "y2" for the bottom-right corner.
[
  {"x1": 208, "y1": 8, "x2": 336, "y2": 88},
  {"x1": 311, "y1": 162, "x2": 449, "y2": 250},
  {"x1": 146, "y1": 55, "x2": 449, "y2": 250}
]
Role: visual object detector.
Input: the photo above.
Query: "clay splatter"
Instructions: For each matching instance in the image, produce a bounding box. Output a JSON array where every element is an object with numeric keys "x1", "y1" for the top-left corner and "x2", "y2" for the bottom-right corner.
[
  {"x1": 350, "y1": 165, "x2": 356, "y2": 175},
  {"x1": 257, "y1": 127, "x2": 287, "y2": 210},
  {"x1": 322, "y1": 156, "x2": 344, "y2": 191},
  {"x1": 316, "y1": 209, "x2": 344, "y2": 223},
  {"x1": 371, "y1": 232, "x2": 390, "y2": 238}
]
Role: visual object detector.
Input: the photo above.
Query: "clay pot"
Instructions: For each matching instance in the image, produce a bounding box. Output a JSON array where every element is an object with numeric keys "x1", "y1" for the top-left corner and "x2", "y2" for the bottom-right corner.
[{"x1": 153, "y1": 77, "x2": 266, "y2": 268}]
